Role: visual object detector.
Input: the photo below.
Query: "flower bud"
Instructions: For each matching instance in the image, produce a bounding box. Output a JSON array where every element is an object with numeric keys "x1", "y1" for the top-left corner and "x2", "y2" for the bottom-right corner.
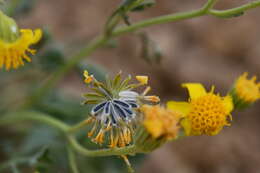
[
  {"x1": 230, "y1": 72, "x2": 260, "y2": 110},
  {"x1": 134, "y1": 105, "x2": 180, "y2": 152},
  {"x1": 0, "y1": 10, "x2": 19, "y2": 43}
]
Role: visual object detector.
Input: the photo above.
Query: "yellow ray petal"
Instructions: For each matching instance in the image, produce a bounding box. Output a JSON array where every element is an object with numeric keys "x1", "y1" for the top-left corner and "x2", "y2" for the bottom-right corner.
[
  {"x1": 167, "y1": 101, "x2": 191, "y2": 116},
  {"x1": 182, "y1": 83, "x2": 207, "y2": 99},
  {"x1": 222, "y1": 95, "x2": 234, "y2": 114},
  {"x1": 180, "y1": 118, "x2": 192, "y2": 136}
]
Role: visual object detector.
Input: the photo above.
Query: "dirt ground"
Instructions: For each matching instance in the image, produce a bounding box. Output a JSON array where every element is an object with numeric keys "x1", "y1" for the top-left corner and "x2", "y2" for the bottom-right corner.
[{"x1": 19, "y1": 0, "x2": 260, "y2": 172}]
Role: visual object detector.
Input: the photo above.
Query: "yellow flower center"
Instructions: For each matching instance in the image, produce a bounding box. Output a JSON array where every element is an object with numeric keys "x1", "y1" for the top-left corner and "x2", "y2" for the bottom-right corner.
[
  {"x1": 235, "y1": 73, "x2": 260, "y2": 103},
  {"x1": 187, "y1": 94, "x2": 230, "y2": 136}
]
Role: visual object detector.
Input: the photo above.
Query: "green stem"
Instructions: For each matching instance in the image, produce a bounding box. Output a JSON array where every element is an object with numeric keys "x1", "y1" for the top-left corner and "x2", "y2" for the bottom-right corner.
[
  {"x1": 0, "y1": 111, "x2": 69, "y2": 132},
  {"x1": 112, "y1": 8, "x2": 205, "y2": 37},
  {"x1": 202, "y1": 0, "x2": 218, "y2": 12},
  {"x1": 209, "y1": 0, "x2": 260, "y2": 17},
  {"x1": 67, "y1": 144, "x2": 80, "y2": 173},
  {"x1": 0, "y1": 111, "x2": 141, "y2": 157},
  {"x1": 68, "y1": 119, "x2": 90, "y2": 133},
  {"x1": 67, "y1": 135, "x2": 139, "y2": 157}
]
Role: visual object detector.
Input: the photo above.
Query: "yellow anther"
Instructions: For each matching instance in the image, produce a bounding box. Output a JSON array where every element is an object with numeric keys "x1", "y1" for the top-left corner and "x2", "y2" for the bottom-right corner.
[
  {"x1": 83, "y1": 70, "x2": 94, "y2": 84},
  {"x1": 136, "y1": 75, "x2": 148, "y2": 85}
]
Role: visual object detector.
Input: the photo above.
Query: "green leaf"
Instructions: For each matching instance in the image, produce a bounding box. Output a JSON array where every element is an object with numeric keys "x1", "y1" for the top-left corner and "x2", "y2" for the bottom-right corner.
[{"x1": 131, "y1": 0, "x2": 156, "y2": 12}]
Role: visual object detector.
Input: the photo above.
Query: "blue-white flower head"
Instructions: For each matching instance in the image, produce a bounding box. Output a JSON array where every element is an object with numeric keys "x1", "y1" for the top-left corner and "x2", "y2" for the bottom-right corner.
[{"x1": 82, "y1": 71, "x2": 160, "y2": 148}]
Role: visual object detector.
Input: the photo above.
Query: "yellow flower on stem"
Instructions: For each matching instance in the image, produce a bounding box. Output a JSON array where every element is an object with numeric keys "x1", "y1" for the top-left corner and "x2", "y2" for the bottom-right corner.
[
  {"x1": 230, "y1": 72, "x2": 260, "y2": 109},
  {"x1": 167, "y1": 83, "x2": 233, "y2": 136},
  {"x1": 141, "y1": 105, "x2": 180, "y2": 140},
  {"x1": 134, "y1": 105, "x2": 180, "y2": 152},
  {"x1": 0, "y1": 11, "x2": 42, "y2": 70}
]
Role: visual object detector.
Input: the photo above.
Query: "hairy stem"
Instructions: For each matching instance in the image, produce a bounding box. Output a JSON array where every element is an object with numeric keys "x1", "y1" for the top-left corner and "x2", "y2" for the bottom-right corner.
[
  {"x1": 0, "y1": 111, "x2": 69, "y2": 132},
  {"x1": 67, "y1": 135, "x2": 139, "y2": 157},
  {"x1": 0, "y1": 111, "x2": 141, "y2": 157}
]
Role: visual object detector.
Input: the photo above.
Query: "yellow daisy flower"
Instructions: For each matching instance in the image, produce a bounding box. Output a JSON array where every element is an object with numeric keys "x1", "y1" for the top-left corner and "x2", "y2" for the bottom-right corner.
[
  {"x1": 0, "y1": 11, "x2": 42, "y2": 70},
  {"x1": 232, "y1": 72, "x2": 260, "y2": 106},
  {"x1": 167, "y1": 83, "x2": 233, "y2": 136}
]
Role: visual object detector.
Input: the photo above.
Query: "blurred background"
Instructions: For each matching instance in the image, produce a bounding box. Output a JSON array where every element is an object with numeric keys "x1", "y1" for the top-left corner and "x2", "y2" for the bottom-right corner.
[{"x1": 0, "y1": 0, "x2": 260, "y2": 173}]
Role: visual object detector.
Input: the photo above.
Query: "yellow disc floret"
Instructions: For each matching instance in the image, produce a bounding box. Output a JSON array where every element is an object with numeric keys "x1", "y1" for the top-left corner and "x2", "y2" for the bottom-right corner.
[
  {"x1": 187, "y1": 93, "x2": 230, "y2": 136},
  {"x1": 235, "y1": 72, "x2": 260, "y2": 103}
]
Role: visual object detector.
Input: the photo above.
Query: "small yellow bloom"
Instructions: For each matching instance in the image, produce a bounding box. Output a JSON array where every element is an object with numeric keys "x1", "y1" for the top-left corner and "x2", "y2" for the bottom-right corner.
[
  {"x1": 83, "y1": 70, "x2": 94, "y2": 84},
  {"x1": 141, "y1": 105, "x2": 180, "y2": 140},
  {"x1": 234, "y1": 72, "x2": 260, "y2": 103},
  {"x1": 0, "y1": 11, "x2": 42, "y2": 70},
  {"x1": 167, "y1": 83, "x2": 233, "y2": 136},
  {"x1": 136, "y1": 76, "x2": 148, "y2": 85}
]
